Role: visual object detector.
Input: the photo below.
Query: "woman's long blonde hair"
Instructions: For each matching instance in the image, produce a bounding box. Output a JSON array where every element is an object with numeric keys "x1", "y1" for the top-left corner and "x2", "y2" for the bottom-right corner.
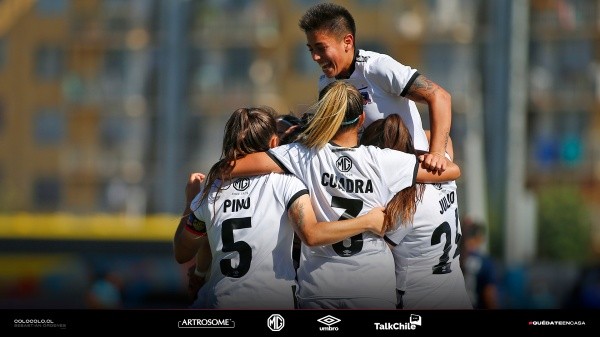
[{"x1": 300, "y1": 81, "x2": 363, "y2": 148}]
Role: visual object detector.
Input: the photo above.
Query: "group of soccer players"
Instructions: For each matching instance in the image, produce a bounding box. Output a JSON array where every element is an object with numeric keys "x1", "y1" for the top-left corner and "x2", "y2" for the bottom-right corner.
[{"x1": 173, "y1": 3, "x2": 473, "y2": 310}]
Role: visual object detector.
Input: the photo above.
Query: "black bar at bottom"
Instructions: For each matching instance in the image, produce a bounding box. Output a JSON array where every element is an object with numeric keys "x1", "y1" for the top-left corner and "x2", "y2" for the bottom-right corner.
[{"x1": 1, "y1": 309, "x2": 596, "y2": 334}]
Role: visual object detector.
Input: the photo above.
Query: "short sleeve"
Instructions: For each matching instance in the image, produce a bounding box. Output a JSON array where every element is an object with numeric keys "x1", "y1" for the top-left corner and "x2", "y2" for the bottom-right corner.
[
  {"x1": 368, "y1": 55, "x2": 418, "y2": 97},
  {"x1": 371, "y1": 147, "x2": 418, "y2": 193}
]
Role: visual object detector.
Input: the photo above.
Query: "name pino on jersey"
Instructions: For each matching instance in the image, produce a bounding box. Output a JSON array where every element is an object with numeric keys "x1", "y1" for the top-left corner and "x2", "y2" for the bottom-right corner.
[
  {"x1": 224, "y1": 197, "x2": 250, "y2": 213},
  {"x1": 321, "y1": 173, "x2": 373, "y2": 193}
]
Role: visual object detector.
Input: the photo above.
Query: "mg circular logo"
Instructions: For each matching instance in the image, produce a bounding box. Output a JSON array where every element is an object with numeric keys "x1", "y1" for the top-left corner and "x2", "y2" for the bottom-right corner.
[
  {"x1": 267, "y1": 314, "x2": 285, "y2": 331},
  {"x1": 336, "y1": 156, "x2": 352, "y2": 172},
  {"x1": 233, "y1": 178, "x2": 250, "y2": 191}
]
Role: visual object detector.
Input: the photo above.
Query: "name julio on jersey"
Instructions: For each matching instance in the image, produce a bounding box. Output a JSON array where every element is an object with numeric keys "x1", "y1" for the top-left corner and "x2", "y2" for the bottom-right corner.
[
  {"x1": 321, "y1": 173, "x2": 373, "y2": 193},
  {"x1": 438, "y1": 190, "x2": 455, "y2": 215}
]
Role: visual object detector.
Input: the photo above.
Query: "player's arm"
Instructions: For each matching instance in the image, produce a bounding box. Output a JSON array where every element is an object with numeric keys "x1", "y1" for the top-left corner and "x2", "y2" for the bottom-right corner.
[
  {"x1": 173, "y1": 212, "x2": 208, "y2": 264},
  {"x1": 415, "y1": 157, "x2": 460, "y2": 182},
  {"x1": 424, "y1": 130, "x2": 454, "y2": 161},
  {"x1": 405, "y1": 74, "x2": 452, "y2": 173},
  {"x1": 173, "y1": 173, "x2": 207, "y2": 264},
  {"x1": 230, "y1": 152, "x2": 284, "y2": 177},
  {"x1": 193, "y1": 242, "x2": 211, "y2": 275},
  {"x1": 288, "y1": 194, "x2": 386, "y2": 246},
  {"x1": 187, "y1": 240, "x2": 211, "y2": 301}
]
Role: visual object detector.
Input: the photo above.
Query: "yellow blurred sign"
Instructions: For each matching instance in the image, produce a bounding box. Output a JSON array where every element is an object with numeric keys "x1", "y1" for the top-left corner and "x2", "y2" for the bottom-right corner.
[{"x1": 0, "y1": 213, "x2": 179, "y2": 241}]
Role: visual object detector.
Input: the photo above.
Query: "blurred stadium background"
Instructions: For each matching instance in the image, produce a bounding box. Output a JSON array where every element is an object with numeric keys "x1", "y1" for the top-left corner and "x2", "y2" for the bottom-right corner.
[{"x1": 0, "y1": 0, "x2": 599, "y2": 309}]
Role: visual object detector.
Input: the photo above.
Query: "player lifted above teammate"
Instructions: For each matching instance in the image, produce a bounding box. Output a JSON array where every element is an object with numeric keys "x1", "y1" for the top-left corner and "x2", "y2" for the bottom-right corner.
[
  {"x1": 299, "y1": 2, "x2": 452, "y2": 173},
  {"x1": 229, "y1": 81, "x2": 460, "y2": 309}
]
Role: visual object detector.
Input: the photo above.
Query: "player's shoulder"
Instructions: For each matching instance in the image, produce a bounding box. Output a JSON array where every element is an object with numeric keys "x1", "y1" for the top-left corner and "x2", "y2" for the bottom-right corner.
[
  {"x1": 425, "y1": 180, "x2": 457, "y2": 193},
  {"x1": 271, "y1": 142, "x2": 298, "y2": 155},
  {"x1": 364, "y1": 145, "x2": 414, "y2": 159},
  {"x1": 266, "y1": 173, "x2": 305, "y2": 192},
  {"x1": 359, "y1": 144, "x2": 380, "y2": 155},
  {"x1": 354, "y1": 145, "x2": 400, "y2": 167},
  {"x1": 357, "y1": 49, "x2": 395, "y2": 64},
  {"x1": 359, "y1": 144, "x2": 394, "y2": 159},
  {"x1": 269, "y1": 172, "x2": 301, "y2": 182}
]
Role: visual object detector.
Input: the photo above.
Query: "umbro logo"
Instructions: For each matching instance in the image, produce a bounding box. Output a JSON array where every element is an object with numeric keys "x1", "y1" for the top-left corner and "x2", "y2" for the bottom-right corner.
[{"x1": 317, "y1": 315, "x2": 340, "y2": 331}]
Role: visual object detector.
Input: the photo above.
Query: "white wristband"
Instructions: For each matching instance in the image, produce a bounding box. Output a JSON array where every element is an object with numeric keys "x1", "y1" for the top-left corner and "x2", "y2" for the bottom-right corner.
[{"x1": 194, "y1": 268, "x2": 207, "y2": 278}]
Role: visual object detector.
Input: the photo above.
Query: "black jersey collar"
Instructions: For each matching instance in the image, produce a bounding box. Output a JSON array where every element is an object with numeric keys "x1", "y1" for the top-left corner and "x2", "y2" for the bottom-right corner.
[{"x1": 335, "y1": 48, "x2": 359, "y2": 80}]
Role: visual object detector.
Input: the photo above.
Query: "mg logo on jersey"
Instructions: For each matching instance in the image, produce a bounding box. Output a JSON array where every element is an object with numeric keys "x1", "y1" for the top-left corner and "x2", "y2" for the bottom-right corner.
[
  {"x1": 317, "y1": 315, "x2": 340, "y2": 331},
  {"x1": 267, "y1": 314, "x2": 285, "y2": 332},
  {"x1": 336, "y1": 156, "x2": 352, "y2": 172},
  {"x1": 233, "y1": 178, "x2": 250, "y2": 191}
]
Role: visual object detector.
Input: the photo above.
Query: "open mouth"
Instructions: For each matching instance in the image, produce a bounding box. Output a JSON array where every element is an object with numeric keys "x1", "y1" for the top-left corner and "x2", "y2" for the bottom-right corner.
[{"x1": 320, "y1": 62, "x2": 333, "y2": 73}]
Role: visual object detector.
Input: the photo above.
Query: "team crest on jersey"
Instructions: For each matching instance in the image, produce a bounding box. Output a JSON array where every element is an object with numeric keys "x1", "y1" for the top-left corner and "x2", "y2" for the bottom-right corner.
[
  {"x1": 233, "y1": 178, "x2": 250, "y2": 191},
  {"x1": 336, "y1": 156, "x2": 353, "y2": 172},
  {"x1": 356, "y1": 55, "x2": 369, "y2": 62}
]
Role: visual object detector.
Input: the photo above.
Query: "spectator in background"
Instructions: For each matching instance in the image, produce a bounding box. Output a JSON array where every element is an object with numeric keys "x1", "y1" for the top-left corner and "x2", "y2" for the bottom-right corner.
[
  {"x1": 460, "y1": 220, "x2": 499, "y2": 309},
  {"x1": 85, "y1": 270, "x2": 123, "y2": 309},
  {"x1": 563, "y1": 264, "x2": 600, "y2": 309}
]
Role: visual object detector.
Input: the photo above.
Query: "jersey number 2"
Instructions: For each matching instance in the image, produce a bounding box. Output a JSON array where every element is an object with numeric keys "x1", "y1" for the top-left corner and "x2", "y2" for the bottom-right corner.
[{"x1": 430, "y1": 209, "x2": 461, "y2": 274}]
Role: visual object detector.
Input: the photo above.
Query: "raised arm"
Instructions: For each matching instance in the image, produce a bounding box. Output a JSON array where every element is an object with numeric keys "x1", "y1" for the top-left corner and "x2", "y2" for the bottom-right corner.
[
  {"x1": 288, "y1": 194, "x2": 386, "y2": 247},
  {"x1": 424, "y1": 129, "x2": 454, "y2": 161},
  {"x1": 405, "y1": 74, "x2": 452, "y2": 173},
  {"x1": 173, "y1": 173, "x2": 206, "y2": 264},
  {"x1": 230, "y1": 152, "x2": 284, "y2": 177}
]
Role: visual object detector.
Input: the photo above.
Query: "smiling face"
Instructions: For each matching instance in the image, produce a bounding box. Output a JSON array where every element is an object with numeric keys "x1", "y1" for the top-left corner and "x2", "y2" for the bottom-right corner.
[{"x1": 305, "y1": 29, "x2": 354, "y2": 79}]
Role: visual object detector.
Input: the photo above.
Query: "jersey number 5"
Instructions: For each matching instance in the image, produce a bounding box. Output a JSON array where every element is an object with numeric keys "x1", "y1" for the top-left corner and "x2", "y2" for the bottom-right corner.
[{"x1": 220, "y1": 217, "x2": 252, "y2": 278}]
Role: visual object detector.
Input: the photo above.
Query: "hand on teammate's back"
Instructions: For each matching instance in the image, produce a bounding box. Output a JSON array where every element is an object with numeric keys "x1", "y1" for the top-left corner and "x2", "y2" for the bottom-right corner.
[{"x1": 364, "y1": 207, "x2": 386, "y2": 236}]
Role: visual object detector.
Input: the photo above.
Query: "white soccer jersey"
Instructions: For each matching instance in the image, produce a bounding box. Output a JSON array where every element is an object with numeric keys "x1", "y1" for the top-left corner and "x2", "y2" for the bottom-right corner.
[
  {"x1": 268, "y1": 142, "x2": 418, "y2": 307},
  {"x1": 319, "y1": 49, "x2": 429, "y2": 151},
  {"x1": 190, "y1": 173, "x2": 308, "y2": 309},
  {"x1": 385, "y1": 180, "x2": 473, "y2": 309}
]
